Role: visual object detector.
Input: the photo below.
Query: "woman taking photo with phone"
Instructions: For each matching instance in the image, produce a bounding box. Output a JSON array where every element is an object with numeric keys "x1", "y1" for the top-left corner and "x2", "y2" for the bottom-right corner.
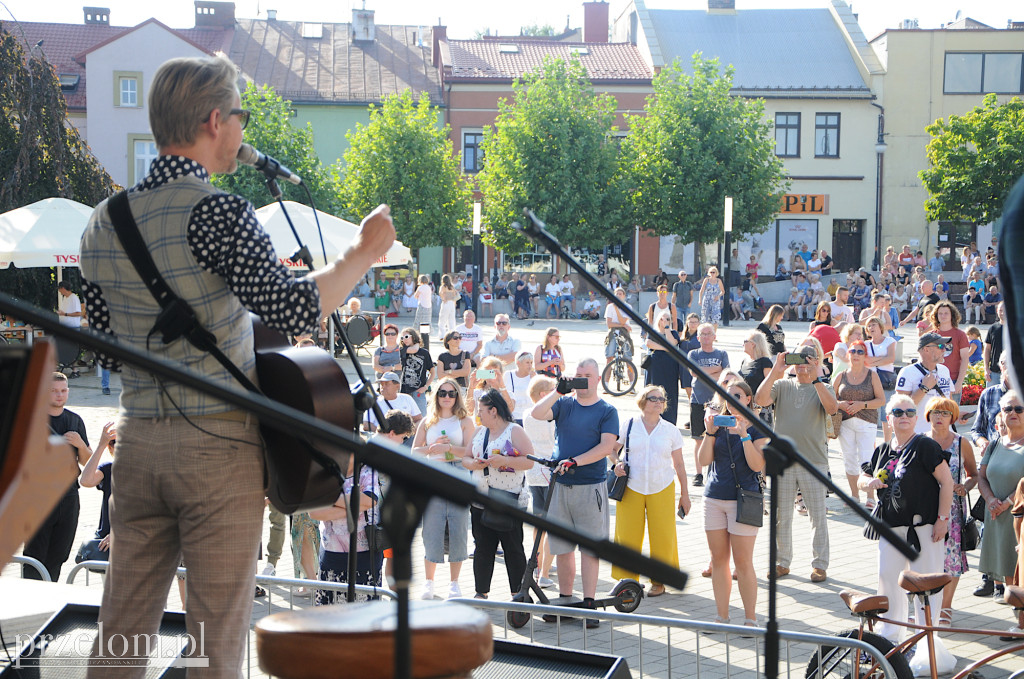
[
  {"x1": 468, "y1": 356, "x2": 515, "y2": 419},
  {"x1": 698, "y1": 381, "x2": 767, "y2": 627},
  {"x1": 610, "y1": 385, "x2": 691, "y2": 597}
]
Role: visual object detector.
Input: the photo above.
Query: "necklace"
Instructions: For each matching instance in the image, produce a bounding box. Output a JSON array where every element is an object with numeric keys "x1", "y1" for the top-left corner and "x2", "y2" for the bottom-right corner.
[{"x1": 891, "y1": 433, "x2": 918, "y2": 453}]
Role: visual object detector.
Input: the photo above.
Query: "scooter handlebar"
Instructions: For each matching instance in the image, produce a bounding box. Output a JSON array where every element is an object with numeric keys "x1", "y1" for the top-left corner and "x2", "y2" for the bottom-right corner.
[{"x1": 527, "y1": 455, "x2": 560, "y2": 469}]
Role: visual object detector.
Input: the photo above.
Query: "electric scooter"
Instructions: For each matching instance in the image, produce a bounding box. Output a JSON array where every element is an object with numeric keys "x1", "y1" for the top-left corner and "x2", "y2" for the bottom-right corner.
[{"x1": 507, "y1": 455, "x2": 645, "y2": 629}]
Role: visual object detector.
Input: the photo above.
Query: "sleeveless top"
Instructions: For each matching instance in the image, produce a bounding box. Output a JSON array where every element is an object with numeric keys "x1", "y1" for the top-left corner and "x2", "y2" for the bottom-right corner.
[
  {"x1": 835, "y1": 369, "x2": 877, "y2": 424},
  {"x1": 425, "y1": 415, "x2": 465, "y2": 463},
  {"x1": 540, "y1": 347, "x2": 562, "y2": 377}
]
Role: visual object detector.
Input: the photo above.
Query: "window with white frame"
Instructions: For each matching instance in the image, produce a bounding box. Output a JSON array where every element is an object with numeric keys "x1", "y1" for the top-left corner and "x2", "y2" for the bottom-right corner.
[
  {"x1": 114, "y1": 71, "x2": 143, "y2": 108},
  {"x1": 134, "y1": 139, "x2": 159, "y2": 183}
]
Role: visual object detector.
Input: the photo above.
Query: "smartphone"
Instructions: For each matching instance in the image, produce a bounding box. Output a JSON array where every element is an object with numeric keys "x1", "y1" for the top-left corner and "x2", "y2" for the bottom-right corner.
[
  {"x1": 785, "y1": 353, "x2": 808, "y2": 365},
  {"x1": 713, "y1": 414, "x2": 737, "y2": 428},
  {"x1": 677, "y1": 506, "x2": 686, "y2": 520},
  {"x1": 476, "y1": 368, "x2": 496, "y2": 380},
  {"x1": 569, "y1": 377, "x2": 589, "y2": 390}
]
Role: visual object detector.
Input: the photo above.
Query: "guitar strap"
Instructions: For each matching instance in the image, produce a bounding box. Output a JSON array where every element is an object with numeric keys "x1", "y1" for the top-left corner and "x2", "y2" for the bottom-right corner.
[{"x1": 106, "y1": 191, "x2": 343, "y2": 480}]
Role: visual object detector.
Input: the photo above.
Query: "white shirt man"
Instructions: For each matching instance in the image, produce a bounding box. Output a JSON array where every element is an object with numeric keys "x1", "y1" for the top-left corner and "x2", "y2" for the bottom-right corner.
[
  {"x1": 57, "y1": 283, "x2": 83, "y2": 328},
  {"x1": 454, "y1": 309, "x2": 484, "y2": 358},
  {"x1": 363, "y1": 371, "x2": 422, "y2": 433},
  {"x1": 895, "y1": 333, "x2": 954, "y2": 435},
  {"x1": 829, "y1": 287, "x2": 854, "y2": 329}
]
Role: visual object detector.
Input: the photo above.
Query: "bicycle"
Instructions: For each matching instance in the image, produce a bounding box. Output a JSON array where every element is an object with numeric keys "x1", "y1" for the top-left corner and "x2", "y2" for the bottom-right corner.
[
  {"x1": 601, "y1": 330, "x2": 637, "y2": 396},
  {"x1": 805, "y1": 570, "x2": 1024, "y2": 679}
]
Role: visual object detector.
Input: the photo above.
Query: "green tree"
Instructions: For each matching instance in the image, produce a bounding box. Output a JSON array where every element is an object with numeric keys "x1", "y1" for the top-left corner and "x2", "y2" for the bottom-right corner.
[
  {"x1": 0, "y1": 28, "x2": 116, "y2": 310},
  {"x1": 340, "y1": 90, "x2": 471, "y2": 251},
  {"x1": 521, "y1": 24, "x2": 556, "y2": 36},
  {"x1": 618, "y1": 54, "x2": 788, "y2": 265},
  {"x1": 212, "y1": 82, "x2": 343, "y2": 214},
  {"x1": 477, "y1": 57, "x2": 625, "y2": 252},
  {"x1": 920, "y1": 93, "x2": 1024, "y2": 225}
]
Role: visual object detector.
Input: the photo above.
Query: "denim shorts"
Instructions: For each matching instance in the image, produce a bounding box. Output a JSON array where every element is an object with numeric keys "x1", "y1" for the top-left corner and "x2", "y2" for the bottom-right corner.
[{"x1": 421, "y1": 462, "x2": 470, "y2": 563}]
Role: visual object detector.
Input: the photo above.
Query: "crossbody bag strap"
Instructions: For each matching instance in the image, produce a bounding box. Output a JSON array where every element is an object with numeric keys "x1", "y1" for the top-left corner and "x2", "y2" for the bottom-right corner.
[
  {"x1": 623, "y1": 417, "x2": 633, "y2": 465},
  {"x1": 481, "y1": 428, "x2": 490, "y2": 477},
  {"x1": 106, "y1": 191, "x2": 260, "y2": 395}
]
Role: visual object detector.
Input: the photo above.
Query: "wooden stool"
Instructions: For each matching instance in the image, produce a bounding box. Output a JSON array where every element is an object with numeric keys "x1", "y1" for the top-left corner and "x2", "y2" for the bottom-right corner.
[{"x1": 256, "y1": 600, "x2": 492, "y2": 679}]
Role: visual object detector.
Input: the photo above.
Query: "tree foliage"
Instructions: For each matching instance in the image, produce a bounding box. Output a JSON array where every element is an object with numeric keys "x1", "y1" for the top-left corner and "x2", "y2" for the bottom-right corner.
[
  {"x1": 0, "y1": 27, "x2": 116, "y2": 311},
  {"x1": 920, "y1": 93, "x2": 1024, "y2": 225},
  {"x1": 477, "y1": 57, "x2": 626, "y2": 252},
  {"x1": 212, "y1": 82, "x2": 343, "y2": 213},
  {"x1": 618, "y1": 54, "x2": 788, "y2": 257},
  {"x1": 521, "y1": 24, "x2": 556, "y2": 36},
  {"x1": 340, "y1": 90, "x2": 471, "y2": 251}
]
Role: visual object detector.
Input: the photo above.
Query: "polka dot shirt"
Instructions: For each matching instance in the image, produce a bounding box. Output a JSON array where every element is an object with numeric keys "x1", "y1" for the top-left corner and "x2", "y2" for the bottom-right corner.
[{"x1": 82, "y1": 156, "x2": 321, "y2": 369}]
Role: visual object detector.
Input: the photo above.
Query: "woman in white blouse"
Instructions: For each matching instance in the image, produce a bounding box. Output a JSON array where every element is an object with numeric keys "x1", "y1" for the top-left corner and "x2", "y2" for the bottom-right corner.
[{"x1": 608, "y1": 385, "x2": 691, "y2": 597}]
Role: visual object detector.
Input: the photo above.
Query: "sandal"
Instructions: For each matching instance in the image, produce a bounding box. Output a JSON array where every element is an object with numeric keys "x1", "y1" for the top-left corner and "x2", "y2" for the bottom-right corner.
[
  {"x1": 865, "y1": 498, "x2": 877, "y2": 511},
  {"x1": 702, "y1": 564, "x2": 713, "y2": 578},
  {"x1": 795, "y1": 495, "x2": 808, "y2": 515},
  {"x1": 937, "y1": 607, "x2": 953, "y2": 628}
]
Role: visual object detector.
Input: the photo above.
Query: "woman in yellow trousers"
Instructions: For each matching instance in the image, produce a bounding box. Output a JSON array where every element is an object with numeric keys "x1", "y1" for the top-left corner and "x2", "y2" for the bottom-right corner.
[{"x1": 610, "y1": 385, "x2": 692, "y2": 596}]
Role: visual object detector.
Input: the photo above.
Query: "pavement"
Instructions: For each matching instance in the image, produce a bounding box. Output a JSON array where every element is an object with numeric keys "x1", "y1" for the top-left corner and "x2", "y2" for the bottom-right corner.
[{"x1": 2, "y1": 314, "x2": 1020, "y2": 678}]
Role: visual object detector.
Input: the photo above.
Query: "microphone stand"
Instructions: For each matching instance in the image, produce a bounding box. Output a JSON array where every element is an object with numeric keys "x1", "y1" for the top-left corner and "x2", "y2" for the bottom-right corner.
[
  {"x1": 1, "y1": 292, "x2": 687, "y2": 679},
  {"x1": 514, "y1": 209, "x2": 917, "y2": 679}
]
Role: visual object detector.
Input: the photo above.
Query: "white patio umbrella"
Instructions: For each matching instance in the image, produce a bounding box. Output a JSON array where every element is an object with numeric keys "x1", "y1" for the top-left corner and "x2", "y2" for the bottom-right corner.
[
  {"x1": 254, "y1": 201, "x2": 412, "y2": 270},
  {"x1": 0, "y1": 197, "x2": 95, "y2": 269}
]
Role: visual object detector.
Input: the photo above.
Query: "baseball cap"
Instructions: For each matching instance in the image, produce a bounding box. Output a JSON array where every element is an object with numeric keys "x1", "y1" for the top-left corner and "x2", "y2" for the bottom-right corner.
[
  {"x1": 379, "y1": 371, "x2": 400, "y2": 383},
  {"x1": 918, "y1": 333, "x2": 946, "y2": 350}
]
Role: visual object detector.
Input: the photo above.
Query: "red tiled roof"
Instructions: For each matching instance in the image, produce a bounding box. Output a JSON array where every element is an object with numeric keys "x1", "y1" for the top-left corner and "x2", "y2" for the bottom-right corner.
[
  {"x1": 5, "y1": 19, "x2": 232, "y2": 111},
  {"x1": 227, "y1": 19, "x2": 442, "y2": 105},
  {"x1": 446, "y1": 40, "x2": 652, "y2": 82}
]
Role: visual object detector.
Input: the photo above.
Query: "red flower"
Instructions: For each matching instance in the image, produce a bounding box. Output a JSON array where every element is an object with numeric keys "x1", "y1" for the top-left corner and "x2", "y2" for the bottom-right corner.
[{"x1": 960, "y1": 384, "x2": 983, "y2": 407}]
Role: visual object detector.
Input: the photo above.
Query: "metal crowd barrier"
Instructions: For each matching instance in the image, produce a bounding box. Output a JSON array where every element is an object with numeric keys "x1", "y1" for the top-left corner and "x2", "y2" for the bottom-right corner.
[{"x1": 11, "y1": 555, "x2": 50, "y2": 581}]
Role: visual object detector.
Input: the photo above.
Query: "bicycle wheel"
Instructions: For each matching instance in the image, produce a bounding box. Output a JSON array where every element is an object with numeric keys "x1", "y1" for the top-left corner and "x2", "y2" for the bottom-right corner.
[
  {"x1": 805, "y1": 629, "x2": 912, "y2": 679},
  {"x1": 602, "y1": 358, "x2": 638, "y2": 397}
]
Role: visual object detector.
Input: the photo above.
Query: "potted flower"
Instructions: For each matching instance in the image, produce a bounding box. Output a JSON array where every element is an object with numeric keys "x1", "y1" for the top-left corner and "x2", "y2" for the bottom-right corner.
[{"x1": 958, "y1": 362, "x2": 986, "y2": 422}]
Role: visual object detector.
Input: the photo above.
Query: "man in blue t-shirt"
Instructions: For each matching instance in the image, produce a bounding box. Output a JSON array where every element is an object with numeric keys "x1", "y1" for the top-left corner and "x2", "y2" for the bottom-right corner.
[
  {"x1": 530, "y1": 357, "x2": 618, "y2": 625},
  {"x1": 687, "y1": 324, "x2": 729, "y2": 488}
]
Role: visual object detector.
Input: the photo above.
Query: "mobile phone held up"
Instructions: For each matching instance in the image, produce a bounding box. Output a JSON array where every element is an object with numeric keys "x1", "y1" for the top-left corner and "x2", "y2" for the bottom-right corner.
[
  {"x1": 476, "y1": 368, "x2": 496, "y2": 380},
  {"x1": 784, "y1": 353, "x2": 808, "y2": 365},
  {"x1": 713, "y1": 415, "x2": 737, "y2": 428}
]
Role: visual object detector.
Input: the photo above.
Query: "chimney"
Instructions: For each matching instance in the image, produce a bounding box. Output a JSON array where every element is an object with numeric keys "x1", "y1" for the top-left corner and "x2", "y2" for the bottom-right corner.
[
  {"x1": 83, "y1": 6, "x2": 110, "y2": 25},
  {"x1": 194, "y1": 1, "x2": 235, "y2": 28},
  {"x1": 432, "y1": 24, "x2": 447, "y2": 67},
  {"x1": 707, "y1": 0, "x2": 737, "y2": 13},
  {"x1": 583, "y1": 2, "x2": 609, "y2": 43},
  {"x1": 352, "y1": 8, "x2": 375, "y2": 43},
  {"x1": 266, "y1": 9, "x2": 277, "y2": 21}
]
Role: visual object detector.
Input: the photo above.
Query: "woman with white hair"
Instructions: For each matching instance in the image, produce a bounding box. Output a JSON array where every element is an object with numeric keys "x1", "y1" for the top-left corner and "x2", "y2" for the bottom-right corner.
[{"x1": 859, "y1": 393, "x2": 953, "y2": 642}]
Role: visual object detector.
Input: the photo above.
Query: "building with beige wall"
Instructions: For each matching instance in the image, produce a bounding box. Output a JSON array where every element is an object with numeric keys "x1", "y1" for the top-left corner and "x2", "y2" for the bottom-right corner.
[{"x1": 870, "y1": 21, "x2": 1024, "y2": 268}]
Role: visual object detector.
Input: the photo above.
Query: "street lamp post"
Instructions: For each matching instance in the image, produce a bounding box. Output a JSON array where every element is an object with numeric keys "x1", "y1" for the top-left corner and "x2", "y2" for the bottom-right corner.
[
  {"x1": 472, "y1": 202, "x2": 482, "y2": 316},
  {"x1": 872, "y1": 106, "x2": 887, "y2": 271},
  {"x1": 723, "y1": 196, "x2": 733, "y2": 327}
]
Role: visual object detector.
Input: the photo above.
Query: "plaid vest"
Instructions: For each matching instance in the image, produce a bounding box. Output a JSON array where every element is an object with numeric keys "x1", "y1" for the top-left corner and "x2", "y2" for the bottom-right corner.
[{"x1": 81, "y1": 176, "x2": 255, "y2": 417}]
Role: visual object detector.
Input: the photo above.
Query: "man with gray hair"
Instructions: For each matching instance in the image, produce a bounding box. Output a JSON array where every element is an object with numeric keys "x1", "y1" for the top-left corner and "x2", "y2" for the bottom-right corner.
[
  {"x1": 530, "y1": 358, "x2": 619, "y2": 627},
  {"x1": 483, "y1": 313, "x2": 521, "y2": 369},
  {"x1": 79, "y1": 55, "x2": 394, "y2": 677}
]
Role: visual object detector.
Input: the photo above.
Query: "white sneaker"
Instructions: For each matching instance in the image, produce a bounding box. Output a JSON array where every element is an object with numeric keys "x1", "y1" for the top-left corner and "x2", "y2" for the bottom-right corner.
[
  {"x1": 538, "y1": 576, "x2": 556, "y2": 589},
  {"x1": 447, "y1": 581, "x2": 462, "y2": 599},
  {"x1": 420, "y1": 580, "x2": 435, "y2": 600},
  {"x1": 261, "y1": 563, "x2": 276, "y2": 577}
]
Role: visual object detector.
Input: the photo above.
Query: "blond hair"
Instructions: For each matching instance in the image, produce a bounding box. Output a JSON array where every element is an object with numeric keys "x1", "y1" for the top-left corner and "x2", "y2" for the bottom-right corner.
[
  {"x1": 422, "y1": 377, "x2": 469, "y2": 431},
  {"x1": 149, "y1": 55, "x2": 240, "y2": 148}
]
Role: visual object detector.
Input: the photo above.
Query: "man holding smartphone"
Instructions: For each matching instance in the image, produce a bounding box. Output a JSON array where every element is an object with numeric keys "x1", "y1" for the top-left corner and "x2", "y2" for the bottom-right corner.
[
  {"x1": 755, "y1": 346, "x2": 839, "y2": 584},
  {"x1": 529, "y1": 358, "x2": 619, "y2": 628}
]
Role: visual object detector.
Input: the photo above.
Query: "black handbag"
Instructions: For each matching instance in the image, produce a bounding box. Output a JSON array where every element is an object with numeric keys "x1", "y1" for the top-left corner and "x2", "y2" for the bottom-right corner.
[
  {"x1": 970, "y1": 441, "x2": 997, "y2": 523},
  {"x1": 364, "y1": 469, "x2": 389, "y2": 553},
  {"x1": 958, "y1": 458, "x2": 980, "y2": 551},
  {"x1": 606, "y1": 419, "x2": 632, "y2": 502},
  {"x1": 75, "y1": 538, "x2": 108, "y2": 564},
  {"x1": 640, "y1": 353, "x2": 652, "y2": 370},
  {"x1": 727, "y1": 430, "x2": 763, "y2": 527}
]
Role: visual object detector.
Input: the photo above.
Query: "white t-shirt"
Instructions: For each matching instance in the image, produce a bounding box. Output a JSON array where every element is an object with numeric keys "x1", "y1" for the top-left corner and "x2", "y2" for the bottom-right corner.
[
  {"x1": 414, "y1": 284, "x2": 432, "y2": 308},
  {"x1": 523, "y1": 415, "x2": 555, "y2": 486},
  {"x1": 504, "y1": 370, "x2": 533, "y2": 421},
  {"x1": 829, "y1": 301, "x2": 854, "y2": 325},
  {"x1": 604, "y1": 302, "x2": 631, "y2": 328},
  {"x1": 364, "y1": 392, "x2": 421, "y2": 429},
  {"x1": 617, "y1": 416, "x2": 684, "y2": 495},
  {"x1": 895, "y1": 363, "x2": 953, "y2": 434},
  {"x1": 455, "y1": 323, "x2": 481, "y2": 353},
  {"x1": 58, "y1": 292, "x2": 82, "y2": 328},
  {"x1": 559, "y1": 280, "x2": 574, "y2": 297},
  {"x1": 582, "y1": 299, "x2": 600, "y2": 313},
  {"x1": 545, "y1": 283, "x2": 560, "y2": 299},
  {"x1": 866, "y1": 336, "x2": 897, "y2": 373}
]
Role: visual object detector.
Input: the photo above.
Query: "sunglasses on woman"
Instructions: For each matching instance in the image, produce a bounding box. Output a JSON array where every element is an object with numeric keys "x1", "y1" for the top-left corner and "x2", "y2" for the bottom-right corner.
[
  {"x1": 1001, "y1": 405, "x2": 1024, "y2": 414},
  {"x1": 436, "y1": 389, "x2": 458, "y2": 398},
  {"x1": 385, "y1": 331, "x2": 397, "y2": 336},
  {"x1": 848, "y1": 349, "x2": 866, "y2": 355},
  {"x1": 890, "y1": 408, "x2": 917, "y2": 418},
  {"x1": 647, "y1": 396, "x2": 667, "y2": 403}
]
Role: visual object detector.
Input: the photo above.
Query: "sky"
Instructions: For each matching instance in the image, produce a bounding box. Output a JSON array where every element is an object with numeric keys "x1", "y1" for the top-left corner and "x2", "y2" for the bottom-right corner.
[{"x1": 0, "y1": 0, "x2": 1020, "y2": 41}]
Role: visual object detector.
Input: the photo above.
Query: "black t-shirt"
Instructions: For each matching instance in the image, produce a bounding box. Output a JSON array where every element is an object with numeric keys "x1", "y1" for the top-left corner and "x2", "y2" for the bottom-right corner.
[
  {"x1": 437, "y1": 350, "x2": 473, "y2": 387},
  {"x1": 51, "y1": 409, "x2": 88, "y2": 490},
  {"x1": 400, "y1": 347, "x2": 434, "y2": 393},
  {"x1": 820, "y1": 256, "x2": 833, "y2": 275},
  {"x1": 740, "y1": 356, "x2": 774, "y2": 395},
  {"x1": 986, "y1": 322, "x2": 1003, "y2": 375},
  {"x1": 756, "y1": 322, "x2": 786, "y2": 355},
  {"x1": 864, "y1": 435, "x2": 947, "y2": 528},
  {"x1": 95, "y1": 461, "x2": 113, "y2": 538}
]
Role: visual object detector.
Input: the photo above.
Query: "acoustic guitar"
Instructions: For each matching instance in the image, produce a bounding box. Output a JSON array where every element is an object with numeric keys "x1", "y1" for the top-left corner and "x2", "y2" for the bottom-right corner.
[{"x1": 251, "y1": 316, "x2": 357, "y2": 514}]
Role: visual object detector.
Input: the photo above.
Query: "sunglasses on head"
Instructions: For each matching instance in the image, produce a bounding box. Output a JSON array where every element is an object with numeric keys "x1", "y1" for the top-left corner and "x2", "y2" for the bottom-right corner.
[
  {"x1": 1002, "y1": 405, "x2": 1024, "y2": 414},
  {"x1": 890, "y1": 408, "x2": 917, "y2": 418},
  {"x1": 437, "y1": 389, "x2": 458, "y2": 398}
]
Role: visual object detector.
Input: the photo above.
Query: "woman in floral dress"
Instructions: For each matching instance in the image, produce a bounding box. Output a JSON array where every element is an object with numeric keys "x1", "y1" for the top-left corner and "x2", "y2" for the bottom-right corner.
[{"x1": 699, "y1": 266, "x2": 725, "y2": 329}]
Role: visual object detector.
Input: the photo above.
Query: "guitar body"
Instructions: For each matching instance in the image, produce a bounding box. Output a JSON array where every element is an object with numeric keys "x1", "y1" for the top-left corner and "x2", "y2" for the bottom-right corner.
[{"x1": 252, "y1": 316, "x2": 356, "y2": 514}]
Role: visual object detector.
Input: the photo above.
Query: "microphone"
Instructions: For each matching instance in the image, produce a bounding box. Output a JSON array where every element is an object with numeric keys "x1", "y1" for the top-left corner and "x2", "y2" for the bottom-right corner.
[{"x1": 236, "y1": 143, "x2": 302, "y2": 185}]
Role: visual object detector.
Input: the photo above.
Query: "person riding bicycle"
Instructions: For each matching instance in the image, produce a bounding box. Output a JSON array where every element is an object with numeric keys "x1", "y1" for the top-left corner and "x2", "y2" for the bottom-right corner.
[{"x1": 605, "y1": 287, "x2": 634, "y2": 365}]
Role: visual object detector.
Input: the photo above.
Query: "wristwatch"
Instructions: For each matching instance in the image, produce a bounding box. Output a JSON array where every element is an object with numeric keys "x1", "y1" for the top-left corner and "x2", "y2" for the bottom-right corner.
[{"x1": 812, "y1": 377, "x2": 826, "y2": 385}]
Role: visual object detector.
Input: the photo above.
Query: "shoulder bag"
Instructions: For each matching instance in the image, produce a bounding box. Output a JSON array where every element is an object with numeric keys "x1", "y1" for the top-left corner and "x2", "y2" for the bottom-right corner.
[
  {"x1": 478, "y1": 427, "x2": 520, "y2": 532},
  {"x1": 958, "y1": 446, "x2": 980, "y2": 551},
  {"x1": 970, "y1": 440, "x2": 997, "y2": 523},
  {"x1": 606, "y1": 419, "x2": 632, "y2": 502},
  {"x1": 729, "y1": 430, "x2": 763, "y2": 527},
  {"x1": 826, "y1": 373, "x2": 844, "y2": 439}
]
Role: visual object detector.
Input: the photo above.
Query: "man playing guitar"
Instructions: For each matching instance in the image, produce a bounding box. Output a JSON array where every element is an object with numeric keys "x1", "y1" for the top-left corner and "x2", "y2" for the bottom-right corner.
[{"x1": 79, "y1": 55, "x2": 393, "y2": 678}]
